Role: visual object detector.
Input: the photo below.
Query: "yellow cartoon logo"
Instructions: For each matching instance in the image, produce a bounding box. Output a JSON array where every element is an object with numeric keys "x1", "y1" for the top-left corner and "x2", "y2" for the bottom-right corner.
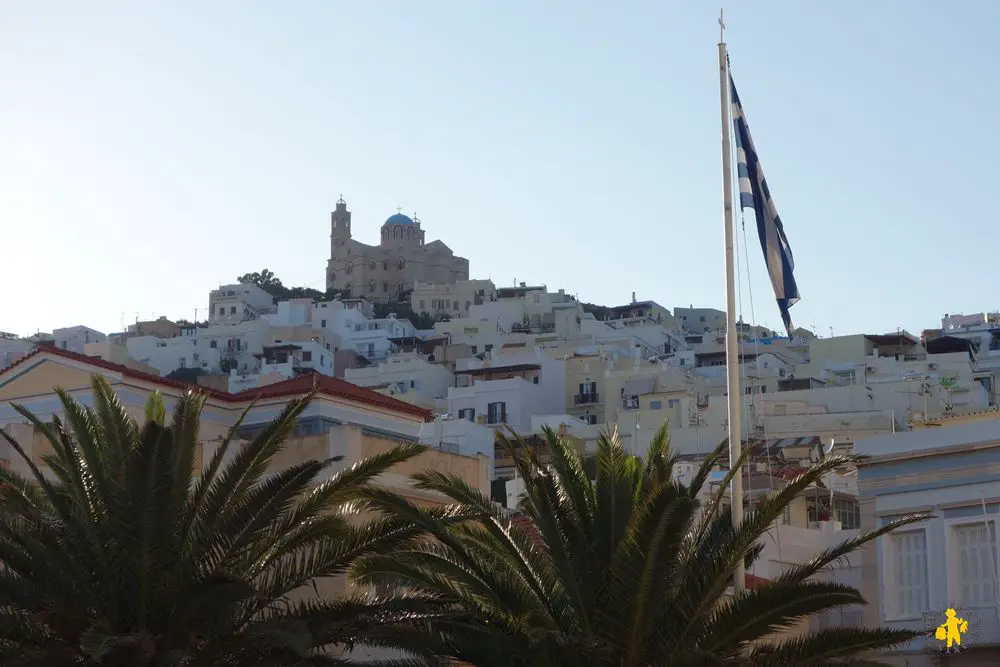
[{"x1": 934, "y1": 608, "x2": 969, "y2": 651}]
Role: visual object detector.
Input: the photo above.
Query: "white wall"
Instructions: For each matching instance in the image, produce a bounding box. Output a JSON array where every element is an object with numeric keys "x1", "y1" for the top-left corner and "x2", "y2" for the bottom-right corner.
[
  {"x1": 52, "y1": 326, "x2": 107, "y2": 354},
  {"x1": 345, "y1": 356, "x2": 453, "y2": 407},
  {"x1": 417, "y1": 417, "x2": 494, "y2": 473}
]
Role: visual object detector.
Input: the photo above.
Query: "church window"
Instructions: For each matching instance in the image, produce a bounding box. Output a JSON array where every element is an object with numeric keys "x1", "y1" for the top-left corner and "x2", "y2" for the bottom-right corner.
[
  {"x1": 369, "y1": 281, "x2": 376, "y2": 294},
  {"x1": 397, "y1": 281, "x2": 405, "y2": 296},
  {"x1": 343, "y1": 284, "x2": 352, "y2": 298},
  {"x1": 407, "y1": 227, "x2": 413, "y2": 240},
  {"x1": 397, "y1": 258, "x2": 405, "y2": 270},
  {"x1": 382, "y1": 282, "x2": 388, "y2": 292},
  {"x1": 393, "y1": 227, "x2": 400, "y2": 238},
  {"x1": 345, "y1": 262, "x2": 353, "y2": 275},
  {"x1": 369, "y1": 261, "x2": 376, "y2": 270},
  {"x1": 382, "y1": 261, "x2": 388, "y2": 270}
]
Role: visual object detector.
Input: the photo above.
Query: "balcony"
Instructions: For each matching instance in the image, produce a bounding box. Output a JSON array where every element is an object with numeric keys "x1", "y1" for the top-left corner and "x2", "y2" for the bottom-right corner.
[{"x1": 574, "y1": 393, "x2": 600, "y2": 405}]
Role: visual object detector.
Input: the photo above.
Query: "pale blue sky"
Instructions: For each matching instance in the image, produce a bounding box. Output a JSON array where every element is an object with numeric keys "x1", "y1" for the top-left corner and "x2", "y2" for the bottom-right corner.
[{"x1": 2, "y1": 2, "x2": 996, "y2": 338}]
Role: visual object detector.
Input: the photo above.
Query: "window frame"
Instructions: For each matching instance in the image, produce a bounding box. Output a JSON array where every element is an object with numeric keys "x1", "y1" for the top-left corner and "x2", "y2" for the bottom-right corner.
[
  {"x1": 882, "y1": 524, "x2": 932, "y2": 621},
  {"x1": 945, "y1": 515, "x2": 1000, "y2": 609}
]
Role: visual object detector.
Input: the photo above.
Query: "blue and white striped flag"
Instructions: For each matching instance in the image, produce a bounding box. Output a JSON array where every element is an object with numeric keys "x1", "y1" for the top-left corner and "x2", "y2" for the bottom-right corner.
[{"x1": 730, "y1": 74, "x2": 800, "y2": 337}]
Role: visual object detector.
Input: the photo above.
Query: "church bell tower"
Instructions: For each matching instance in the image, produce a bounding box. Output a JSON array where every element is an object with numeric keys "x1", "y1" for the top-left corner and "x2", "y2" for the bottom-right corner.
[{"x1": 330, "y1": 195, "x2": 351, "y2": 255}]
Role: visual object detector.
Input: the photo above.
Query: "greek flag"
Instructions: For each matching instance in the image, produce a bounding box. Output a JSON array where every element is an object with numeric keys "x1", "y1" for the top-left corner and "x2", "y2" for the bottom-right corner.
[{"x1": 730, "y1": 74, "x2": 800, "y2": 337}]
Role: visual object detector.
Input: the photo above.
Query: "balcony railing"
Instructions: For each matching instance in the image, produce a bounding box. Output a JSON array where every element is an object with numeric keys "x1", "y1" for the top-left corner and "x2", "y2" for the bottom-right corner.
[{"x1": 574, "y1": 393, "x2": 600, "y2": 405}]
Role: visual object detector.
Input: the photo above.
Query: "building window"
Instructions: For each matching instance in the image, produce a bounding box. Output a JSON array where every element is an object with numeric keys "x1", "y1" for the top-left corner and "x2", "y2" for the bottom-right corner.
[
  {"x1": 833, "y1": 498, "x2": 861, "y2": 530},
  {"x1": 485, "y1": 344, "x2": 493, "y2": 352},
  {"x1": 230, "y1": 306, "x2": 237, "y2": 314},
  {"x1": 465, "y1": 301, "x2": 471, "y2": 310},
  {"x1": 419, "y1": 300, "x2": 426, "y2": 310},
  {"x1": 487, "y1": 402, "x2": 507, "y2": 425},
  {"x1": 397, "y1": 258, "x2": 405, "y2": 270},
  {"x1": 383, "y1": 261, "x2": 388, "y2": 270},
  {"x1": 398, "y1": 281, "x2": 405, "y2": 295},
  {"x1": 470, "y1": 345, "x2": 478, "y2": 355},
  {"x1": 453, "y1": 300, "x2": 459, "y2": 310},
  {"x1": 369, "y1": 281, "x2": 376, "y2": 293},
  {"x1": 345, "y1": 262, "x2": 353, "y2": 275},
  {"x1": 369, "y1": 261, "x2": 376, "y2": 270},
  {"x1": 887, "y1": 530, "x2": 929, "y2": 619},
  {"x1": 667, "y1": 399, "x2": 680, "y2": 408},
  {"x1": 650, "y1": 400, "x2": 662, "y2": 410},
  {"x1": 383, "y1": 282, "x2": 389, "y2": 293},
  {"x1": 302, "y1": 351, "x2": 312, "y2": 362},
  {"x1": 321, "y1": 319, "x2": 327, "y2": 328},
  {"x1": 952, "y1": 522, "x2": 998, "y2": 607},
  {"x1": 580, "y1": 414, "x2": 598, "y2": 425},
  {"x1": 343, "y1": 283, "x2": 352, "y2": 298},
  {"x1": 458, "y1": 408, "x2": 475, "y2": 421},
  {"x1": 700, "y1": 315, "x2": 706, "y2": 322}
]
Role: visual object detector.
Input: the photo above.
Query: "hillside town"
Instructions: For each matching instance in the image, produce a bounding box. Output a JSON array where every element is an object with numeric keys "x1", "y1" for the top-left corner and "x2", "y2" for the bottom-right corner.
[{"x1": 3, "y1": 199, "x2": 1000, "y2": 662}]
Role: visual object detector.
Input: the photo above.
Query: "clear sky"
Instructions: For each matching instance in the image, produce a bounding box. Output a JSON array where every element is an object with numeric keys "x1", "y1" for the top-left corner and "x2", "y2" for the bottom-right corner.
[{"x1": 2, "y1": 2, "x2": 997, "y2": 338}]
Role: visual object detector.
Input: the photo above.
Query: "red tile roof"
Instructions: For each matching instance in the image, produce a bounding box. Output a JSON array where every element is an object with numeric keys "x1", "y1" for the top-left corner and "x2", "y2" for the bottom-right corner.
[
  {"x1": 1, "y1": 345, "x2": 431, "y2": 420},
  {"x1": 510, "y1": 513, "x2": 543, "y2": 545}
]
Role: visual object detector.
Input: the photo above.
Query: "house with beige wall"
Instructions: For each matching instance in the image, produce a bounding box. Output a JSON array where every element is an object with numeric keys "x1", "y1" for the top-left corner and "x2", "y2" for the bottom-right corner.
[
  {"x1": 0, "y1": 345, "x2": 489, "y2": 498},
  {"x1": 410, "y1": 278, "x2": 496, "y2": 320}
]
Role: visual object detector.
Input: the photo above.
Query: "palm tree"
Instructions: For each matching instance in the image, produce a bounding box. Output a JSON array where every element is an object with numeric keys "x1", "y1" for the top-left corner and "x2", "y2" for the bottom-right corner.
[
  {"x1": 354, "y1": 424, "x2": 926, "y2": 666},
  {"x1": 0, "y1": 375, "x2": 438, "y2": 666}
]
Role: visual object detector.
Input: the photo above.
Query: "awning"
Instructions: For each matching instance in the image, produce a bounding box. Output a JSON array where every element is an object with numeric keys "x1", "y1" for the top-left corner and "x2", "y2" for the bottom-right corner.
[{"x1": 622, "y1": 377, "x2": 655, "y2": 397}]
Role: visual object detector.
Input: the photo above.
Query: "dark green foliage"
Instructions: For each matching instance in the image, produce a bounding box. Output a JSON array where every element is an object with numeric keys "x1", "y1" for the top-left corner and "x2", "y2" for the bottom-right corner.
[
  {"x1": 355, "y1": 424, "x2": 926, "y2": 666},
  {"x1": 164, "y1": 367, "x2": 205, "y2": 384},
  {"x1": 237, "y1": 269, "x2": 339, "y2": 303},
  {"x1": 0, "y1": 376, "x2": 434, "y2": 666}
]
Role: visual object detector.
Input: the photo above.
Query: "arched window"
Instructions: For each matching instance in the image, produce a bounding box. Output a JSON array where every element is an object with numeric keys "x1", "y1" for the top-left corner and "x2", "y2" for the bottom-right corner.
[
  {"x1": 369, "y1": 281, "x2": 376, "y2": 293},
  {"x1": 382, "y1": 282, "x2": 389, "y2": 293},
  {"x1": 397, "y1": 258, "x2": 405, "y2": 270},
  {"x1": 406, "y1": 227, "x2": 413, "y2": 240},
  {"x1": 397, "y1": 281, "x2": 405, "y2": 296},
  {"x1": 393, "y1": 226, "x2": 400, "y2": 239},
  {"x1": 382, "y1": 260, "x2": 388, "y2": 270},
  {"x1": 345, "y1": 262, "x2": 353, "y2": 275},
  {"x1": 369, "y1": 260, "x2": 376, "y2": 270},
  {"x1": 343, "y1": 283, "x2": 352, "y2": 298}
]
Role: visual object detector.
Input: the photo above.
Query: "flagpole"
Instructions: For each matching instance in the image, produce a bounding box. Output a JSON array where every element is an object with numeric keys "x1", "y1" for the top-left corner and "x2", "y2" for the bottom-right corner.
[{"x1": 718, "y1": 10, "x2": 745, "y2": 594}]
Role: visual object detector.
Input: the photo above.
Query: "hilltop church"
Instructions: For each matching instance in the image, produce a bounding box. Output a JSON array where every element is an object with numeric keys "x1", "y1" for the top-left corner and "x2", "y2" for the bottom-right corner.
[{"x1": 325, "y1": 197, "x2": 469, "y2": 300}]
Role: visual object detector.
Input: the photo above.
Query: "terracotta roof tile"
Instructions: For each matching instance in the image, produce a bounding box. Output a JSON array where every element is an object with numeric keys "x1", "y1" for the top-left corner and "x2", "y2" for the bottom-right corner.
[
  {"x1": 510, "y1": 514, "x2": 543, "y2": 546},
  {"x1": 0, "y1": 344, "x2": 431, "y2": 420}
]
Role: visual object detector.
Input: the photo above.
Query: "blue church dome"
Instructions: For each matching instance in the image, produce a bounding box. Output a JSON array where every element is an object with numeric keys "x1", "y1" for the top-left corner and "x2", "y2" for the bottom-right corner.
[{"x1": 385, "y1": 212, "x2": 415, "y2": 226}]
